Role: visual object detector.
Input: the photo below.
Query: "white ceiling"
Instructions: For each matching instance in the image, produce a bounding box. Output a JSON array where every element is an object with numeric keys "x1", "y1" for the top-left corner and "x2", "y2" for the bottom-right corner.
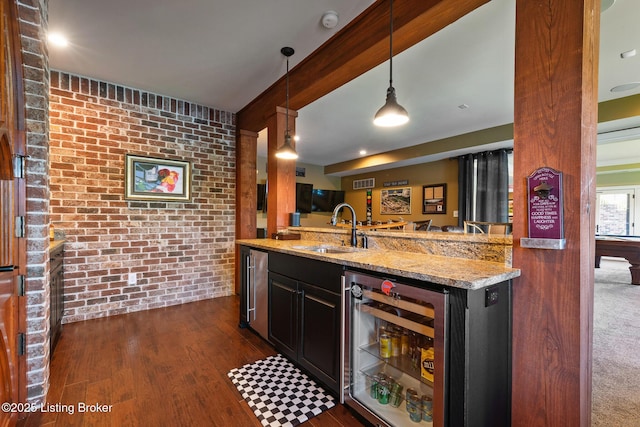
[{"x1": 48, "y1": 0, "x2": 640, "y2": 174}]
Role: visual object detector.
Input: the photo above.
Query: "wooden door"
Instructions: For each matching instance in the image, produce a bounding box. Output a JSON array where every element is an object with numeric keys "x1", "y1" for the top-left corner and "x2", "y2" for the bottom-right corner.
[
  {"x1": 0, "y1": 271, "x2": 17, "y2": 427},
  {"x1": 1, "y1": 0, "x2": 26, "y2": 423}
]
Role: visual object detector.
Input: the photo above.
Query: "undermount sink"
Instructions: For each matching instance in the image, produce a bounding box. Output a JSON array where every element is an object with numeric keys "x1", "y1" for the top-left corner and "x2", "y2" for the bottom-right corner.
[{"x1": 291, "y1": 245, "x2": 364, "y2": 254}]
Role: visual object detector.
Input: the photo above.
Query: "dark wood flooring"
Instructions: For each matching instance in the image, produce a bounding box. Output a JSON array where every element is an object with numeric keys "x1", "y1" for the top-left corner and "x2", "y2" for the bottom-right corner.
[{"x1": 20, "y1": 295, "x2": 365, "y2": 426}]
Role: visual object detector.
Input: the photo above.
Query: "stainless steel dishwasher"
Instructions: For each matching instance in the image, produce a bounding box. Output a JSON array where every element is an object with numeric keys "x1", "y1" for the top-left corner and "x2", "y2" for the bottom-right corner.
[{"x1": 239, "y1": 247, "x2": 269, "y2": 340}]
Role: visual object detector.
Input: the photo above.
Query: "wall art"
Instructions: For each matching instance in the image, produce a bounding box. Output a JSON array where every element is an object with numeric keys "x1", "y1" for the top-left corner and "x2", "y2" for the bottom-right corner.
[
  {"x1": 124, "y1": 154, "x2": 191, "y2": 202},
  {"x1": 422, "y1": 183, "x2": 446, "y2": 214},
  {"x1": 380, "y1": 187, "x2": 411, "y2": 215}
]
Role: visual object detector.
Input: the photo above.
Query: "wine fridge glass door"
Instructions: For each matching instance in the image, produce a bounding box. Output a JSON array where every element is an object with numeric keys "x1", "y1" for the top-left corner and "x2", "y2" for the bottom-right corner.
[{"x1": 343, "y1": 271, "x2": 448, "y2": 427}]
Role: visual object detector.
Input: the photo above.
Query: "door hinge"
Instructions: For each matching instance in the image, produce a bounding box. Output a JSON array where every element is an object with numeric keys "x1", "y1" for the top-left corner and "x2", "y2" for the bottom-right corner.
[
  {"x1": 16, "y1": 275, "x2": 25, "y2": 296},
  {"x1": 18, "y1": 333, "x2": 25, "y2": 356},
  {"x1": 14, "y1": 216, "x2": 25, "y2": 238},
  {"x1": 13, "y1": 154, "x2": 26, "y2": 179}
]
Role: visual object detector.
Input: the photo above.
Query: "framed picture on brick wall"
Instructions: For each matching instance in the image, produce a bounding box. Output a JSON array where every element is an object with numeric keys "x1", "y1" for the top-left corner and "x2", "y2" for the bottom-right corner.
[{"x1": 125, "y1": 154, "x2": 192, "y2": 202}]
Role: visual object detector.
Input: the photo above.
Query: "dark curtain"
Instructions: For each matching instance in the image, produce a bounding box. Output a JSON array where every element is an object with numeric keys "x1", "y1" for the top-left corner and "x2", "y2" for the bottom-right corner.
[
  {"x1": 476, "y1": 149, "x2": 509, "y2": 222},
  {"x1": 457, "y1": 154, "x2": 474, "y2": 227}
]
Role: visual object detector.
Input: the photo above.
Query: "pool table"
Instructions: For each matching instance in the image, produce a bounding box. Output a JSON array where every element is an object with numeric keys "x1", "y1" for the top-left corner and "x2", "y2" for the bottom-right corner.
[{"x1": 595, "y1": 237, "x2": 640, "y2": 285}]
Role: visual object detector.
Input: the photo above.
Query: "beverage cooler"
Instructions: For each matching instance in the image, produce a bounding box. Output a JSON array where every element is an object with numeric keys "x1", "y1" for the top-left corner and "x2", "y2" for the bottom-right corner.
[{"x1": 342, "y1": 270, "x2": 448, "y2": 427}]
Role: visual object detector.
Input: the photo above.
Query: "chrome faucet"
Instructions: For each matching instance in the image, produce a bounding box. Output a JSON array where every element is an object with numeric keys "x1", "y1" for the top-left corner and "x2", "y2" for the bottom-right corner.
[{"x1": 331, "y1": 202, "x2": 358, "y2": 247}]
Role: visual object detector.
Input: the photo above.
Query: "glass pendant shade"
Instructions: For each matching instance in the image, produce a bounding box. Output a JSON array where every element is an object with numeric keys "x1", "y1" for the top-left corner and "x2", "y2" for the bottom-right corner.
[
  {"x1": 275, "y1": 133, "x2": 298, "y2": 159},
  {"x1": 373, "y1": 86, "x2": 409, "y2": 127}
]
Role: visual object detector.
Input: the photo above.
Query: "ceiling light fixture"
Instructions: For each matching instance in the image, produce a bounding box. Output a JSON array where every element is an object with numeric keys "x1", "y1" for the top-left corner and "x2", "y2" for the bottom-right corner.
[
  {"x1": 48, "y1": 32, "x2": 69, "y2": 47},
  {"x1": 275, "y1": 47, "x2": 298, "y2": 160},
  {"x1": 601, "y1": 0, "x2": 615, "y2": 12},
  {"x1": 373, "y1": 0, "x2": 408, "y2": 127},
  {"x1": 610, "y1": 82, "x2": 640, "y2": 92}
]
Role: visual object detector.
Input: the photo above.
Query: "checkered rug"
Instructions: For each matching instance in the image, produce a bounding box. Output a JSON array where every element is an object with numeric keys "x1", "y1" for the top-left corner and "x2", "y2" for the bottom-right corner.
[{"x1": 227, "y1": 354, "x2": 335, "y2": 427}]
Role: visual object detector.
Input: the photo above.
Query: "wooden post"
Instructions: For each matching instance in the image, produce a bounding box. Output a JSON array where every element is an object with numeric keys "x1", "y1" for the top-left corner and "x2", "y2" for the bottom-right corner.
[
  {"x1": 234, "y1": 129, "x2": 258, "y2": 294},
  {"x1": 512, "y1": 0, "x2": 599, "y2": 425},
  {"x1": 266, "y1": 106, "x2": 297, "y2": 236}
]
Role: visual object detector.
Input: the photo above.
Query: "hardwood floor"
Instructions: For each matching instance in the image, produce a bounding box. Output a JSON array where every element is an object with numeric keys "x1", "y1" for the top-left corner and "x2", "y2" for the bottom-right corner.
[{"x1": 20, "y1": 296, "x2": 365, "y2": 426}]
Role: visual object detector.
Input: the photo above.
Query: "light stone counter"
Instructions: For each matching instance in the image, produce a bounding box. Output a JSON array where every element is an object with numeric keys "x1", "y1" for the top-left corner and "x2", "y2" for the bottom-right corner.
[
  {"x1": 292, "y1": 226, "x2": 513, "y2": 266},
  {"x1": 237, "y1": 237, "x2": 520, "y2": 290}
]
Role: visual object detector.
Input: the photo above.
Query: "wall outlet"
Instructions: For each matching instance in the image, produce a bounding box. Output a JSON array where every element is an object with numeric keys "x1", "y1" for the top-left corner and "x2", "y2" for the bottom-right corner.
[
  {"x1": 485, "y1": 286, "x2": 499, "y2": 307},
  {"x1": 128, "y1": 273, "x2": 137, "y2": 285},
  {"x1": 453, "y1": 210, "x2": 459, "y2": 218}
]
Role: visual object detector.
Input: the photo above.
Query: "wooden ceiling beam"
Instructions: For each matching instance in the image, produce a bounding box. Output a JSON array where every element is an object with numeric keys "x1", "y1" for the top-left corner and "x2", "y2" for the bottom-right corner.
[{"x1": 236, "y1": 0, "x2": 489, "y2": 133}]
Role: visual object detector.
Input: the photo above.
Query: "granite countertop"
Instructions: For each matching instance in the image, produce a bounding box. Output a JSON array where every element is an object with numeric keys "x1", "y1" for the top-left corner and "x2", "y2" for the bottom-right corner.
[{"x1": 237, "y1": 238, "x2": 520, "y2": 290}]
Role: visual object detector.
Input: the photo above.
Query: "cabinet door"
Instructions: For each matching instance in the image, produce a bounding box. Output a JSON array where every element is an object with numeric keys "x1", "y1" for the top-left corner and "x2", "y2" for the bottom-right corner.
[
  {"x1": 268, "y1": 273, "x2": 298, "y2": 360},
  {"x1": 49, "y1": 250, "x2": 64, "y2": 353},
  {"x1": 56, "y1": 264, "x2": 64, "y2": 323},
  {"x1": 298, "y1": 281, "x2": 341, "y2": 393}
]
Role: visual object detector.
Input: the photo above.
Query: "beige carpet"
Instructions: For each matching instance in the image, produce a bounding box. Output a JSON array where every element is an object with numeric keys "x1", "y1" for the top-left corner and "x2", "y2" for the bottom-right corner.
[{"x1": 592, "y1": 258, "x2": 640, "y2": 427}]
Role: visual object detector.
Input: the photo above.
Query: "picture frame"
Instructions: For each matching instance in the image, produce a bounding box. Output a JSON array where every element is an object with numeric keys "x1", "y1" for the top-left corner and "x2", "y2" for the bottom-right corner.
[
  {"x1": 380, "y1": 187, "x2": 411, "y2": 215},
  {"x1": 124, "y1": 154, "x2": 192, "y2": 202},
  {"x1": 423, "y1": 183, "x2": 446, "y2": 214}
]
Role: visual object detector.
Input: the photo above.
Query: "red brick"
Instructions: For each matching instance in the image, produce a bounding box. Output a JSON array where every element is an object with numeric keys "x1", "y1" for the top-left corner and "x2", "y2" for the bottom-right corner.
[{"x1": 48, "y1": 71, "x2": 236, "y2": 332}]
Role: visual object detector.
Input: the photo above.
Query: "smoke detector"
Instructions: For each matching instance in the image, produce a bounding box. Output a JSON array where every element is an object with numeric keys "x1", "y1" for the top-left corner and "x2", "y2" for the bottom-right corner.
[{"x1": 321, "y1": 10, "x2": 339, "y2": 29}]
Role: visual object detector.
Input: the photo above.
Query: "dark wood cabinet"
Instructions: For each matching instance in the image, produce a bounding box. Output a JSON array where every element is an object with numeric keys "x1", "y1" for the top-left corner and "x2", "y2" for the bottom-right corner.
[
  {"x1": 298, "y1": 281, "x2": 341, "y2": 384},
  {"x1": 50, "y1": 243, "x2": 64, "y2": 354},
  {"x1": 268, "y1": 252, "x2": 343, "y2": 395},
  {"x1": 268, "y1": 273, "x2": 299, "y2": 358}
]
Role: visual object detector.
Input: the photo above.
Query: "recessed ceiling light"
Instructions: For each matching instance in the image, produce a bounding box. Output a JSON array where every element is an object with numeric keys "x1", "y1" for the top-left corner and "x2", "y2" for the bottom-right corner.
[
  {"x1": 620, "y1": 49, "x2": 637, "y2": 59},
  {"x1": 601, "y1": 0, "x2": 615, "y2": 12},
  {"x1": 359, "y1": 150, "x2": 367, "y2": 156},
  {"x1": 48, "y1": 32, "x2": 68, "y2": 47},
  {"x1": 610, "y1": 82, "x2": 640, "y2": 92}
]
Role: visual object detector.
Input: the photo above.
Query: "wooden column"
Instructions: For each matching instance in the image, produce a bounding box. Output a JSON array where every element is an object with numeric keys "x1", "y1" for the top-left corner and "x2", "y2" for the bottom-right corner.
[
  {"x1": 234, "y1": 129, "x2": 258, "y2": 294},
  {"x1": 512, "y1": 0, "x2": 599, "y2": 425},
  {"x1": 235, "y1": 129, "x2": 259, "y2": 240},
  {"x1": 266, "y1": 106, "x2": 297, "y2": 236}
]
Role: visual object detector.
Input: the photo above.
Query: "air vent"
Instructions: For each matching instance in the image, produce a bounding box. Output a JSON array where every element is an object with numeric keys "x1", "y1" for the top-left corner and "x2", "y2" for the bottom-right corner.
[{"x1": 353, "y1": 178, "x2": 375, "y2": 190}]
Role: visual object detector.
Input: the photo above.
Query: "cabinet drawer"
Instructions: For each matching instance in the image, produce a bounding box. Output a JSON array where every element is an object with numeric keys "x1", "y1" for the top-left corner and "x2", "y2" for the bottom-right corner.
[{"x1": 269, "y1": 252, "x2": 343, "y2": 293}]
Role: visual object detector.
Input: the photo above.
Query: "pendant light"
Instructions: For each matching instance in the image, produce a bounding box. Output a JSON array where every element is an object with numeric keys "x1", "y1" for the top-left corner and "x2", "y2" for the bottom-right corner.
[
  {"x1": 373, "y1": 0, "x2": 409, "y2": 127},
  {"x1": 275, "y1": 47, "x2": 298, "y2": 160}
]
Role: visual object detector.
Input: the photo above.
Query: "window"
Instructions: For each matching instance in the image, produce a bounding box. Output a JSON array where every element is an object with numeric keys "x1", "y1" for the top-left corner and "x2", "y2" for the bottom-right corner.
[{"x1": 595, "y1": 187, "x2": 637, "y2": 236}]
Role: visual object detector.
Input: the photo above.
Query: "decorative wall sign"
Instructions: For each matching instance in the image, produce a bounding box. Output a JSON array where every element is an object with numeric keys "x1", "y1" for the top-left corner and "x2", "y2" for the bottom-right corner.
[
  {"x1": 380, "y1": 187, "x2": 411, "y2": 215},
  {"x1": 422, "y1": 183, "x2": 446, "y2": 214},
  {"x1": 383, "y1": 179, "x2": 408, "y2": 187},
  {"x1": 526, "y1": 167, "x2": 563, "y2": 239},
  {"x1": 125, "y1": 154, "x2": 192, "y2": 202},
  {"x1": 521, "y1": 167, "x2": 566, "y2": 249},
  {"x1": 295, "y1": 167, "x2": 306, "y2": 177}
]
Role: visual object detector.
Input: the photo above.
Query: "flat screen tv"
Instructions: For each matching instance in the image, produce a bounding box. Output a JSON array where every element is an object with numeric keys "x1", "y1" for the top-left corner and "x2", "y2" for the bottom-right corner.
[
  {"x1": 312, "y1": 189, "x2": 345, "y2": 212},
  {"x1": 296, "y1": 183, "x2": 313, "y2": 213}
]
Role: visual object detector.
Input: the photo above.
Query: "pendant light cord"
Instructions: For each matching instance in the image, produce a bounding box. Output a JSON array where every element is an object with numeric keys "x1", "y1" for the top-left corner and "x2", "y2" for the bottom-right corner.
[
  {"x1": 285, "y1": 56, "x2": 290, "y2": 134},
  {"x1": 388, "y1": 0, "x2": 394, "y2": 88}
]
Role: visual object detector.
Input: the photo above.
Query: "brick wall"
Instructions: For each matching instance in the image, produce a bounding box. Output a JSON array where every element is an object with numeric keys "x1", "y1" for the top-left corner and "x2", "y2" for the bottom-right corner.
[
  {"x1": 17, "y1": 0, "x2": 51, "y2": 403},
  {"x1": 49, "y1": 71, "x2": 236, "y2": 323}
]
